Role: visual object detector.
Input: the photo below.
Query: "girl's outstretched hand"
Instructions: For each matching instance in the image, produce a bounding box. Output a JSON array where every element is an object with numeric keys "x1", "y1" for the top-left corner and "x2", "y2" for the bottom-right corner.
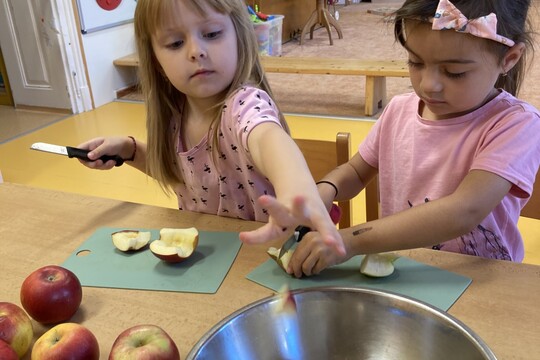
[
  {"x1": 239, "y1": 194, "x2": 346, "y2": 256},
  {"x1": 77, "y1": 137, "x2": 127, "y2": 170}
]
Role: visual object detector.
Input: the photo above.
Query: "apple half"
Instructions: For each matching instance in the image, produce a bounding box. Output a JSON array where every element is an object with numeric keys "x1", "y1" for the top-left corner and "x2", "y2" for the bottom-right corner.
[
  {"x1": 267, "y1": 247, "x2": 293, "y2": 272},
  {"x1": 360, "y1": 253, "x2": 400, "y2": 277},
  {"x1": 112, "y1": 230, "x2": 151, "y2": 252},
  {"x1": 150, "y1": 227, "x2": 199, "y2": 263}
]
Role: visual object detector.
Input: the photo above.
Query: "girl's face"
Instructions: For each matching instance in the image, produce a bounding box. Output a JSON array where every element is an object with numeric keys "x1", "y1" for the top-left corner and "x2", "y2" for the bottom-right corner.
[
  {"x1": 151, "y1": 0, "x2": 238, "y2": 103},
  {"x1": 404, "y1": 22, "x2": 503, "y2": 120}
]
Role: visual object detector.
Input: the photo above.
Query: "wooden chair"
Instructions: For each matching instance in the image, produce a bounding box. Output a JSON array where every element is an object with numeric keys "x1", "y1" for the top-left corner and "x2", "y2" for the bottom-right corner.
[
  {"x1": 521, "y1": 171, "x2": 540, "y2": 220},
  {"x1": 294, "y1": 132, "x2": 352, "y2": 228},
  {"x1": 364, "y1": 171, "x2": 540, "y2": 222}
]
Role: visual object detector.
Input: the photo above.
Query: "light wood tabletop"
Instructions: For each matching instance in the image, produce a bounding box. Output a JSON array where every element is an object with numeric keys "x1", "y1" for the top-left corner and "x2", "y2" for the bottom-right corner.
[{"x1": 2, "y1": 183, "x2": 539, "y2": 359}]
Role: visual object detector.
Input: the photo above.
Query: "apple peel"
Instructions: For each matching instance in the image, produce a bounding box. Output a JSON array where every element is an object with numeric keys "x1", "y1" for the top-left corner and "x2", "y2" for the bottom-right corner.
[
  {"x1": 150, "y1": 227, "x2": 199, "y2": 263},
  {"x1": 112, "y1": 230, "x2": 151, "y2": 252},
  {"x1": 267, "y1": 247, "x2": 294, "y2": 273},
  {"x1": 360, "y1": 252, "x2": 400, "y2": 278}
]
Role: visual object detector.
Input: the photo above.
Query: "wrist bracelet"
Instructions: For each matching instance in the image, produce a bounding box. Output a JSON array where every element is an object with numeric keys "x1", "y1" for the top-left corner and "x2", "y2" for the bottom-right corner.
[
  {"x1": 316, "y1": 180, "x2": 338, "y2": 198},
  {"x1": 126, "y1": 136, "x2": 136, "y2": 161}
]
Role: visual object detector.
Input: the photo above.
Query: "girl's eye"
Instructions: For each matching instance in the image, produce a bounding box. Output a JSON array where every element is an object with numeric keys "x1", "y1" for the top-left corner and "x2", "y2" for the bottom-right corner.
[
  {"x1": 407, "y1": 59, "x2": 423, "y2": 68},
  {"x1": 445, "y1": 71, "x2": 466, "y2": 79},
  {"x1": 204, "y1": 30, "x2": 222, "y2": 39},
  {"x1": 166, "y1": 40, "x2": 184, "y2": 49}
]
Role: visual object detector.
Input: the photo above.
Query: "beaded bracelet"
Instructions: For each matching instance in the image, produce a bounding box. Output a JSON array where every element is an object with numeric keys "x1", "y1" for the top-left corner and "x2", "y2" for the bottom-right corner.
[
  {"x1": 126, "y1": 136, "x2": 136, "y2": 161},
  {"x1": 316, "y1": 180, "x2": 338, "y2": 198}
]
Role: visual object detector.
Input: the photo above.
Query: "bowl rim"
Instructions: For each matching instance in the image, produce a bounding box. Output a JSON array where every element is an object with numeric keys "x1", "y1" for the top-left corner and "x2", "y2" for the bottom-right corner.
[{"x1": 186, "y1": 286, "x2": 497, "y2": 359}]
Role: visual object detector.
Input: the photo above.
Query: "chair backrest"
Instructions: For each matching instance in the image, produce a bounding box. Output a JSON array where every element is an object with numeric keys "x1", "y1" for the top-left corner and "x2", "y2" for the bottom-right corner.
[
  {"x1": 521, "y1": 171, "x2": 540, "y2": 220},
  {"x1": 294, "y1": 132, "x2": 352, "y2": 228},
  {"x1": 364, "y1": 176, "x2": 379, "y2": 222},
  {"x1": 365, "y1": 171, "x2": 540, "y2": 221}
]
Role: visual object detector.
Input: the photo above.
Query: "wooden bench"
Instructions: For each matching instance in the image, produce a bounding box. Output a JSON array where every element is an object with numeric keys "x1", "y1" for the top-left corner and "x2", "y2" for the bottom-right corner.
[
  {"x1": 260, "y1": 56, "x2": 409, "y2": 116},
  {"x1": 113, "y1": 54, "x2": 410, "y2": 116}
]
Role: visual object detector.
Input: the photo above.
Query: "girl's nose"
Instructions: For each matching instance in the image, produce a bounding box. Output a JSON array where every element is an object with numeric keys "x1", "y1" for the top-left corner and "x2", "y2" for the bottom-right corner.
[
  {"x1": 420, "y1": 68, "x2": 443, "y2": 93},
  {"x1": 190, "y1": 51, "x2": 206, "y2": 60},
  {"x1": 188, "y1": 40, "x2": 207, "y2": 60}
]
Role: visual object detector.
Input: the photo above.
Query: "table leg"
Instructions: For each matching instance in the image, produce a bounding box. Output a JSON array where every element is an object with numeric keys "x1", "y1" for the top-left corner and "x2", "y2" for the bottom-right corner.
[
  {"x1": 300, "y1": 10, "x2": 319, "y2": 45},
  {"x1": 300, "y1": 0, "x2": 344, "y2": 45}
]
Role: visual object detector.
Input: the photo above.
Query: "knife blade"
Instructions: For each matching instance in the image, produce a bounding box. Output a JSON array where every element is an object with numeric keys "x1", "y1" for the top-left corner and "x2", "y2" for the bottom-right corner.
[
  {"x1": 30, "y1": 142, "x2": 124, "y2": 167},
  {"x1": 278, "y1": 226, "x2": 311, "y2": 259}
]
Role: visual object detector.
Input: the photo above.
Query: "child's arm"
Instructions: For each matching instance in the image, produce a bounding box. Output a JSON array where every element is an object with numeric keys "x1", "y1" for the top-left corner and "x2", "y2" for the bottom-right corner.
[
  {"x1": 240, "y1": 152, "x2": 376, "y2": 242},
  {"x1": 77, "y1": 136, "x2": 147, "y2": 173},
  {"x1": 316, "y1": 152, "x2": 378, "y2": 206},
  {"x1": 238, "y1": 122, "x2": 345, "y2": 254},
  {"x1": 287, "y1": 169, "x2": 512, "y2": 277}
]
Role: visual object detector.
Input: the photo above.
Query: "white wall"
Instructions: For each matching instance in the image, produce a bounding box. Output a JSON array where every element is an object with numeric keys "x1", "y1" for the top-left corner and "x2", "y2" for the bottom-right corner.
[{"x1": 81, "y1": 23, "x2": 137, "y2": 108}]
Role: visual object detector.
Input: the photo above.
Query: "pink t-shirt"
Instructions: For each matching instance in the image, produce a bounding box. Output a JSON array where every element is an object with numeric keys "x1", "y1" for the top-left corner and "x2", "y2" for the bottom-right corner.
[
  {"x1": 173, "y1": 86, "x2": 282, "y2": 221},
  {"x1": 359, "y1": 91, "x2": 540, "y2": 261}
]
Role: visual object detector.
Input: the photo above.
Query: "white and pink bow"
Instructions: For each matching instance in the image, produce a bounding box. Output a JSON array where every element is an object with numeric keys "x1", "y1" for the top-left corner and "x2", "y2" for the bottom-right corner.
[{"x1": 431, "y1": 0, "x2": 515, "y2": 46}]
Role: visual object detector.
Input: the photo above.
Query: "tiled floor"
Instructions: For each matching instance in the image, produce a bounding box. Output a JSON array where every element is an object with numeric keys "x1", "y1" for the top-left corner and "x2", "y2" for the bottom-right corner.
[{"x1": 0, "y1": 101, "x2": 539, "y2": 265}]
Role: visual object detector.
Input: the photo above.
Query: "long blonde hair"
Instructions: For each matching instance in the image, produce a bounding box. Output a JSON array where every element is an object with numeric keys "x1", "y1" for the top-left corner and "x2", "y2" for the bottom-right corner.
[{"x1": 134, "y1": 0, "x2": 288, "y2": 192}]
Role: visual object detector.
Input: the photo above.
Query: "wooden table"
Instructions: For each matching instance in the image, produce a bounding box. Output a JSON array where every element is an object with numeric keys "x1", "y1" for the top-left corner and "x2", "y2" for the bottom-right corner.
[{"x1": 2, "y1": 183, "x2": 539, "y2": 359}]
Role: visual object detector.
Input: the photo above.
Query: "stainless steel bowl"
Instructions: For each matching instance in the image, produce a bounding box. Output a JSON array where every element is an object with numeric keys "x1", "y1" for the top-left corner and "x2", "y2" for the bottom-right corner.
[{"x1": 187, "y1": 287, "x2": 496, "y2": 360}]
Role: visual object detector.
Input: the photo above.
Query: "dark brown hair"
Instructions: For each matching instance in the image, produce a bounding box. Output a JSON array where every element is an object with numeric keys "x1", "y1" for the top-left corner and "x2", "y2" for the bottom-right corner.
[{"x1": 393, "y1": 0, "x2": 535, "y2": 95}]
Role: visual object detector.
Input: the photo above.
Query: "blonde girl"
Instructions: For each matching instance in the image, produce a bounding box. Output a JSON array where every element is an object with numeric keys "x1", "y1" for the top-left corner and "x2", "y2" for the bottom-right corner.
[{"x1": 78, "y1": 0, "x2": 343, "y2": 252}]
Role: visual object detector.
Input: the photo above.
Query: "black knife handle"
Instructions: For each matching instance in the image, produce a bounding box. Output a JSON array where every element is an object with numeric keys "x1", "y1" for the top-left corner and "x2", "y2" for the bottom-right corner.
[
  {"x1": 66, "y1": 146, "x2": 124, "y2": 167},
  {"x1": 295, "y1": 226, "x2": 311, "y2": 242}
]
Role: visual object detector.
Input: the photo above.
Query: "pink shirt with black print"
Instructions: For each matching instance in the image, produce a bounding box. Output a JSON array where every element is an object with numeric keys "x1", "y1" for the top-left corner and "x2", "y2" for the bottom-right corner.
[
  {"x1": 359, "y1": 90, "x2": 540, "y2": 261},
  {"x1": 173, "y1": 86, "x2": 282, "y2": 221}
]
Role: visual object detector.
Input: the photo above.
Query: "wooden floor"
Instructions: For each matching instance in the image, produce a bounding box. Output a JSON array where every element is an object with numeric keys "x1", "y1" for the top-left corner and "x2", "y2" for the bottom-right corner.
[{"x1": 1, "y1": 101, "x2": 539, "y2": 265}]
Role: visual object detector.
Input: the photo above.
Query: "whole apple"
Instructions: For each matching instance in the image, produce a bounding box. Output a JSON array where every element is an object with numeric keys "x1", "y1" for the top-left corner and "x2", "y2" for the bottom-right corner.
[
  {"x1": 20, "y1": 265, "x2": 82, "y2": 324},
  {"x1": 31, "y1": 322, "x2": 99, "y2": 360},
  {"x1": 109, "y1": 324, "x2": 180, "y2": 360},
  {"x1": 0, "y1": 339, "x2": 20, "y2": 360},
  {"x1": 0, "y1": 302, "x2": 33, "y2": 358}
]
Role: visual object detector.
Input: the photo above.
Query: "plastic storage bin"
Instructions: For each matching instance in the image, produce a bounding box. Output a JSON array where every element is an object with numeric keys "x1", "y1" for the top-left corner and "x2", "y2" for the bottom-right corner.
[{"x1": 252, "y1": 15, "x2": 284, "y2": 56}]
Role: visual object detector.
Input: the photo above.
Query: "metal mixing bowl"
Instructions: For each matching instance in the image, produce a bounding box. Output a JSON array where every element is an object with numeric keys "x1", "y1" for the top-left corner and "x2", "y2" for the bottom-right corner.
[{"x1": 187, "y1": 287, "x2": 496, "y2": 360}]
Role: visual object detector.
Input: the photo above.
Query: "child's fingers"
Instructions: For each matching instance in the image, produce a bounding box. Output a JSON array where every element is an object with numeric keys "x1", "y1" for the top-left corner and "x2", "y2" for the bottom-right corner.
[
  {"x1": 239, "y1": 223, "x2": 292, "y2": 244},
  {"x1": 257, "y1": 195, "x2": 298, "y2": 228}
]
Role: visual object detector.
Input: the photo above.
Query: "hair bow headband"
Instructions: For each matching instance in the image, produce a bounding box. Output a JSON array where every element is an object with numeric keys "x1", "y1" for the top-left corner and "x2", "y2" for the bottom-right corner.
[{"x1": 431, "y1": 0, "x2": 515, "y2": 47}]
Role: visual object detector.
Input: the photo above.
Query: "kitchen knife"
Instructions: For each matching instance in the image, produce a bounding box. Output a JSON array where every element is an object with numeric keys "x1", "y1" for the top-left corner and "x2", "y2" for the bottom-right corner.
[
  {"x1": 278, "y1": 226, "x2": 311, "y2": 259},
  {"x1": 30, "y1": 142, "x2": 124, "y2": 166}
]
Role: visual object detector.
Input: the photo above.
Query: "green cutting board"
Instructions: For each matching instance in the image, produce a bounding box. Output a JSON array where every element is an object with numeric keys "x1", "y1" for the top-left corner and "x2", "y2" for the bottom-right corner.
[
  {"x1": 247, "y1": 256, "x2": 471, "y2": 311},
  {"x1": 62, "y1": 227, "x2": 242, "y2": 294}
]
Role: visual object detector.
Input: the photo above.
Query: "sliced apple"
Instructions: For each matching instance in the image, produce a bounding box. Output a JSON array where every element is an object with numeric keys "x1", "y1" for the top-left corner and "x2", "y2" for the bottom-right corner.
[
  {"x1": 360, "y1": 252, "x2": 400, "y2": 277},
  {"x1": 150, "y1": 227, "x2": 199, "y2": 263},
  {"x1": 267, "y1": 247, "x2": 294, "y2": 272},
  {"x1": 273, "y1": 284, "x2": 297, "y2": 315},
  {"x1": 112, "y1": 230, "x2": 151, "y2": 252}
]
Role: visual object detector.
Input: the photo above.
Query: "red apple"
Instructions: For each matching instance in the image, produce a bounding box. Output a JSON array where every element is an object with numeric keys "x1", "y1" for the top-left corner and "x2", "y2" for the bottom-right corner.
[
  {"x1": 0, "y1": 339, "x2": 18, "y2": 360},
  {"x1": 31, "y1": 322, "x2": 99, "y2": 360},
  {"x1": 20, "y1": 265, "x2": 83, "y2": 324},
  {"x1": 109, "y1": 324, "x2": 180, "y2": 360},
  {"x1": 150, "y1": 227, "x2": 199, "y2": 263},
  {"x1": 0, "y1": 302, "x2": 33, "y2": 358}
]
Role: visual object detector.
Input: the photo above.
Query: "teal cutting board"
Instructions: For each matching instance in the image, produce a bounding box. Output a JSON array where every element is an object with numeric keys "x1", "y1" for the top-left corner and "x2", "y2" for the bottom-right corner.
[
  {"x1": 62, "y1": 227, "x2": 242, "y2": 294},
  {"x1": 247, "y1": 256, "x2": 471, "y2": 311}
]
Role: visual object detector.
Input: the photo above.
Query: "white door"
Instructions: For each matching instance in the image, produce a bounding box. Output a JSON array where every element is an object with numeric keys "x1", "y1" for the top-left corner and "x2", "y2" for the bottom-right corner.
[{"x1": 0, "y1": 0, "x2": 72, "y2": 110}]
